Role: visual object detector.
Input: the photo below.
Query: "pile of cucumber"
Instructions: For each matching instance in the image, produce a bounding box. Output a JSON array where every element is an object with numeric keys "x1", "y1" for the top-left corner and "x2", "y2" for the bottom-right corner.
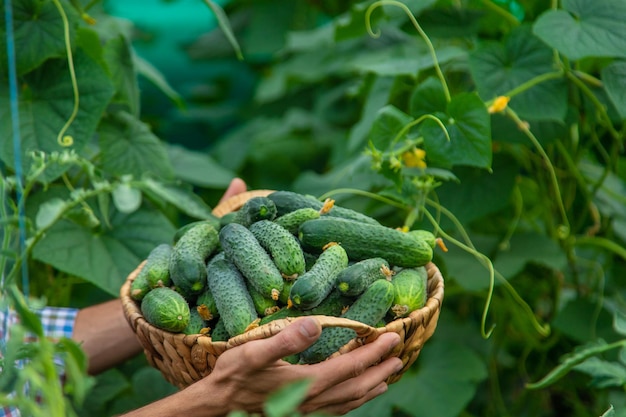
[{"x1": 130, "y1": 190, "x2": 435, "y2": 364}]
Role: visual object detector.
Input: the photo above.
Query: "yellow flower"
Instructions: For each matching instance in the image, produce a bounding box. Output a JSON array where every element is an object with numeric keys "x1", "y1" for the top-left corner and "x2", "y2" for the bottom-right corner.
[
  {"x1": 488, "y1": 96, "x2": 510, "y2": 114},
  {"x1": 402, "y1": 148, "x2": 427, "y2": 168}
]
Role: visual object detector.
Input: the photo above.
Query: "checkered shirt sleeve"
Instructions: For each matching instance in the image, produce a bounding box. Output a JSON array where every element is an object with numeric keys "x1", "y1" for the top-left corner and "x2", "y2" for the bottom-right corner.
[{"x1": 0, "y1": 306, "x2": 79, "y2": 417}]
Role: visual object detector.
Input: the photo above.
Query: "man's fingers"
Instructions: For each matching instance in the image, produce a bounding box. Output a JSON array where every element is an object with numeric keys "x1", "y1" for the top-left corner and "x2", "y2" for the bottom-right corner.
[
  {"x1": 219, "y1": 177, "x2": 247, "y2": 203},
  {"x1": 238, "y1": 317, "x2": 322, "y2": 369},
  {"x1": 307, "y1": 332, "x2": 401, "y2": 393}
]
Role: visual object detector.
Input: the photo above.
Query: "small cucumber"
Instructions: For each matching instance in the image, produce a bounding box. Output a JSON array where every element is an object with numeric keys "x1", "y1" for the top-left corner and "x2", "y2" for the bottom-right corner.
[
  {"x1": 210, "y1": 317, "x2": 230, "y2": 341},
  {"x1": 249, "y1": 220, "x2": 306, "y2": 279},
  {"x1": 408, "y1": 230, "x2": 437, "y2": 248},
  {"x1": 219, "y1": 223, "x2": 284, "y2": 300},
  {"x1": 274, "y1": 207, "x2": 321, "y2": 235},
  {"x1": 268, "y1": 190, "x2": 380, "y2": 225},
  {"x1": 206, "y1": 253, "x2": 258, "y2": 336},
  {"x1": 299, "y1": 279, "x2": 395, "y2": 364},
  {"x1": 247, "y1": 282, "x2": 280, "y2": 316},
  {"x1": 169, "y1": 222, "x2": 219, "y2": 296},
  {"x1": 141, "y1": 286, "x2": 191, "y2": 333},
  {"x1": 131, "y1": 244, "x2": 173, "y2": 301},
  {"x1": 299, "y1": 217, "x2": 433, "y2": 267},
  {"x1": 195, "y1": 287, "x2": 219, "y2": 321},
  {"x1": 289, "y1": 243, "x2": 348, "y2": 310},
  {"x1": 183, "y1": 308, "x2": 209, "y2": 335},
  {"x1": 335, "y1": 257, "x2": 392, "y2": 297},
  {"x1": 232, "y1": 196, "x2": 277, "y2": 227},
  {"x1": 173, "y1": 218, "x2": 220, "y2": 244},
  {"x1": 390, "y1": 267, "x2": 428, "y2": 318}
]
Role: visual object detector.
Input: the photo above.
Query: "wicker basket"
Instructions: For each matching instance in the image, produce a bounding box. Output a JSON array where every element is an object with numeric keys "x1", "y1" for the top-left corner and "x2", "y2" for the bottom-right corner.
[{"x1": 120, "y1": 190, "x2": 445, "y2": 389}]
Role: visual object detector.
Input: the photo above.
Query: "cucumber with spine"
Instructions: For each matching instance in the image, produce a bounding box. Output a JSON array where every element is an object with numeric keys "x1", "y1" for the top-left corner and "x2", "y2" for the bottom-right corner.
[
  {"x1": 289, "y1": 243, "x2": 348, "y2": 310},
  {"x1": 299, "y1": 217, "x2": 433, "y2": 267},
  {"x1": 390, "y1": 267, "x2": 428, "y2": 318},
  {"x1": 299, "y1": 279, "x2": 395, "y2": 364},
  {"x1": 219, "y1": 223, "x2": 284, "y2": 300},
  {"x1": 249, "y1": 220, "x2": 306, "y2": 279},
  {"x1": 335, "y1": 257, "x2": 392, "y2": 297},
  {"x1": 169, "y1": 222, "x2": 219, "y2": 296},
  {"x1": 206, "y1": 252, "x2": 258, "y2": 336},
  {"x1": 141, "y1": 287, "x2": 191, "y2": 333},
  {"x1": 267, "y1": 191, "x2": 380, "y2": 225},
  {"x1": 232, "y1": 196, "x2": 277, "y2": 227},
  {"x1": 173, "y1": 218, "x2": 220, "y2": 244},
  {"x1": 130, "y1": 243, "x2": 173, "y2": 301},
  {"x1": 274, "y1": 207, "x2": 321, "y2": 235}
]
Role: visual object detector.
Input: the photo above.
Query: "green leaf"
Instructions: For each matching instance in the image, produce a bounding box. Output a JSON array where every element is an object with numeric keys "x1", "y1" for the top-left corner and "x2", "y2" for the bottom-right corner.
[
  {"x1": 103, "y1": 35, "x2": 140, "y2": 117},
  {"x1": 421, "y1": 93, "x2": 492, "y2": 169},
  {"x1": 493, "y1": 233, "x2": 568, "y2": 278},
  {"x1": 98, "y1": 111, "x2": 175, "y2": 181},
  {"x1": 6, "y1": 285, "x2": 44, "y2": 337},
  {"x1": 410, "y1": 76, "x2": 447, "y2": 117},
  {"x1": 602, "y1": 61, "x2": 626, "y2": 120},
  {"x1": 614, "y1": 310, "x2": 626, "y2": 336},
  {"x1": 201, "y1": 0, "x2": 243, "y2": 60},
  {"x1": 368, "y1": 105, "x2": 413, "y2": 151},
  {"x1": 32, "y1": 207, "x2": 175, "y2": 295},
  {"x1": 469, "y1": 25, "x2": 567, "y2": 122},
  {"x1": 264, "y1": 379, "x2": 312, "y2": 417},
  {"x1": 167, "y1": 144, "x2": 235, "y2": 188},
  {"x1": 0, "y1": 0, "x2": 78, "y2": 77},
  {"x1": 348, "y1": 76, "x2": 395, "y2": 153},
  {"x1": 601, "y1": 405, "x2": 616, "y2": 417},
  {"x1": 532, "y1": 0, "x2": 626, "y2": 60},
  {"x1": 35, "y1": 198, "x2": 67, "y2": 230},
  {"x1": 133, "y1": 55, "x2": 185, "y2": 109},
  {"x1": 348, "y1": 339, "x2": 487, "y2": 417},
  {"x1": 138, "y1": 178, "x2": 216, "y2": 220},
  {"x1": 573, "y1": 357, "x2": 626, "y2": 388},
  {"x1": 111, "y1": 183, "x2": 142, "y2": 214},
  {"x1": 526, "y1": 339, "x2": 616, "y2": 389},
  {"x1": 0, "y1": 50, "x2": 115, "y2": 181}
]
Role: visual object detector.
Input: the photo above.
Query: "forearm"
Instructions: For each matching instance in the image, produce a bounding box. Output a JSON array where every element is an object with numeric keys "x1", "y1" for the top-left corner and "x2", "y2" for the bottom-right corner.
[{"x1": 73, "y1": 299, "x2": 143, "y2": 374}]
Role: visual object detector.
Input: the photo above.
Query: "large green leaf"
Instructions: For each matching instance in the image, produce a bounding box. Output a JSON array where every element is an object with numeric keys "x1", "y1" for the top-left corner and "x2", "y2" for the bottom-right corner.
[
  {"x1": 0, "y1": 0, "x2": 78, "y2": 77},
  {"x1": 574, "y1": 357, "x2": 626, "y2": 389},
  {"x1": 602, "y1": 61, "x2": 626, "y2": 120},
  {"x1": 421, "y1": 93, "x2": 492, "y2": 169},
  {"x1": 0, "y1": 50, "x2": 115, "y2": 180},
  {"x1": 493, "y1": 233, "x2": 568, "y2": 278},
  {"x1": 469, "y1": 25, "x2": 567, "y2": 122},
  {"x1": 137, "y1": 178, "x2": 216, "y2": 220},
  {"x1": 103, "y1": 34, "x2": 140, "y2": 117},
  {"x1": 533, "y1": 0, "x2": 626, "y2": 60},
  {"x1": 167, "y1": 144, "x2": 234, "y2": 188},
  {"x1": 348, "y1": 338, "x2": 487, "y2": 417},
  {"x1": 32, "y1": 206, "x2": 175, "y2": 296},
  {"x1": 98, "y1": 111, "x2": 175, "y2": 180},
  {"x1": 368, "y1": 105, "x2": 413, "y2": 151}
]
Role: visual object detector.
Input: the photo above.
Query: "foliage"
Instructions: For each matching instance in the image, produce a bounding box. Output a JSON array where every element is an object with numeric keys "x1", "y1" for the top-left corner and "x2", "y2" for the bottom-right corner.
[{"x1": 1, "y1": 0, "x2": 626, "y2": 416}]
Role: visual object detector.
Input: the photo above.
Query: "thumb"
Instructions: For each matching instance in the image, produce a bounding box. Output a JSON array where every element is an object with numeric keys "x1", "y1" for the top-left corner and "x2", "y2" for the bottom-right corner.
[{"x1": 242, "y1": 317, "x2": 322, "y2": 369}]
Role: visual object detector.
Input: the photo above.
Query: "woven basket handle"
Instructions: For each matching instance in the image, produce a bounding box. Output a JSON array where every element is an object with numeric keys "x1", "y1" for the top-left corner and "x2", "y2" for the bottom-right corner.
[{"x1": 225, "y1": 315, "x2": 385, "y2": 349}]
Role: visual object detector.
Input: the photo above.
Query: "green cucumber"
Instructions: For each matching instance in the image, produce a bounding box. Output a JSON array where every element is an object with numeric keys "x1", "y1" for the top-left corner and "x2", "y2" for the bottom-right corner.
[
  {"x1": 289, "y1": 243, "x2": 348, "y2": 310},
  {"x1": 173, "y1": 218, "x2": 220, "y2": 244},
  {"x1": 299, "y1": 279, "x2": 395, "y2": 364},
  {"x1": 141, "y1": 287, "x2": 191, "y2": 333},
  {"x1": 219, "y1": 223, "x2": 284, "y2": 300},
  {"x1": 335, "y1": 257, "x2": 392, "y2": 297},
  {"x1": 259, "y1": 289, "x2": 350, "y2": 326},
  {"x1": 274, "y1": 207, "x2": 321, "y2": 235},
  {"x1": 249, "y1": 220, "x2": 306, "y2": 279},
  {"x1": 195, "y1": 287, "x2": 219, "y2": 321},
  {"x1": 206, "y1": 253, "x2": 258, "y2": 336},
  {"x1": 299, "y1": 217, "x2": 433, "y2": 267},
  {"x1": 232, "y1": 196, "x2": 277, "y2": 227},
  {"x1": 131, "y1": 244, "x2": 173, "y2": 301},
  {"x1": 219, "y1": 212, "x2": 238, "y2": 228},
  {"x1": 268, "y1": 190, "x2": 380, "y2": 225},
  {"x1": 183, "y1": 308, "x2": 209, "y2": 335},
  {"x1": 247, "y1": 282, "x2": 280, "y2": 316},
  {"x1": 390, "y1": 267, "x2": 428, "y2": 318},
  {"x1": 169, "y1": 222, "x2": 219, "y2": 296},
  {"x1": 210, "y1": 317, "x2": 230, "y2": 342},
  {"x1": 408, "y1": 230, "x2": 437, "y2": 248},
  {"x1": 278, "y1": 279, "x2": 295, "y2": 305}
]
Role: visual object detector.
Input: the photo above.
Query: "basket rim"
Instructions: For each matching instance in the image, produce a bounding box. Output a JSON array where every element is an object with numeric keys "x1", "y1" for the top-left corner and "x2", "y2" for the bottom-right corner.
[{"x1": 120, "y1": 260, "x2": 444, "y2": 350}]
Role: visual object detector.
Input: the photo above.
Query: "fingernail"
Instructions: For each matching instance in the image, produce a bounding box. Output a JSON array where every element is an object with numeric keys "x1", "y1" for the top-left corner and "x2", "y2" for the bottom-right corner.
[
  {"x1": 389, "y1": 334, "x2": 401, "y2": 349},
  {"x1": 394, "y1": 359, "x2": 404, "y2": 373},
  {"x1": 299, "y1": 318, "x2": 318, "y2": 338}
]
